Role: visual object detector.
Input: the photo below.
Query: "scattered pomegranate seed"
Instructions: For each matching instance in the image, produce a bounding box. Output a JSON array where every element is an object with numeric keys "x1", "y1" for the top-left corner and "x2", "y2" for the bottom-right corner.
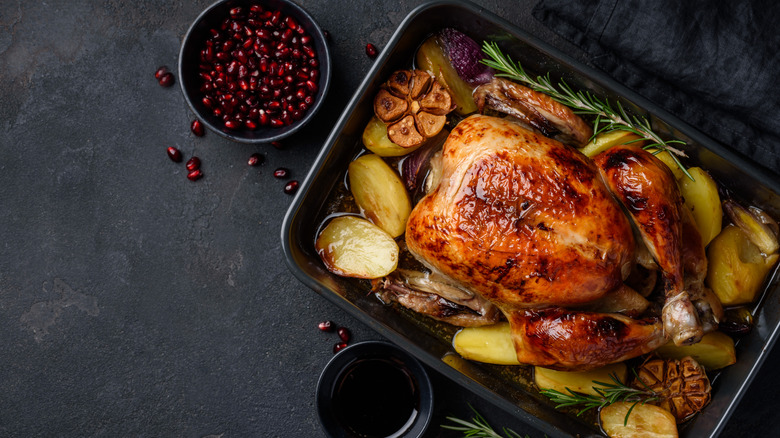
[
  {"x1": 158, "y1": 72, "x2": 175, "y2": 87},
  {"x1": 337, "y1": 327, "x2": 351, "y2": 343},
  {"x1": 247, "y1": 153, "x2": 264, "y2": 166},
  {"x1": 284, "y1": 180, "x2": 299, "y2": 195},
  {"x1": 196, "y1": 6, "x2": 321, "y2": 131},
  {"x1": 271, "y1": 141, "x2": 283, "y2": 149},
  {"x1": 365, "y1": 43, "x2": 378, "y2": 58},
  {"x1": 154, "y1": 66, "x2": 169, "y2": 80},
  {"x1": 191, "y1": 119, "x2": 205, "y2": 136},
  {"x1": 186, "y1": 157, "x2": 201, "y2": 171},
  {"x1": 322, "y1": 29, "x2": 331, "y2": 42},
  {"x1": 333, "y1": 342, "x2": 348, "y2": 354},
  {"x1": 187, "y1": 169, "x2": 203, "y2": 181},
  {"x1": 167, "y1": 146, "x2": 183, "y2": 162},
  {"x1": 273, "y1": 167, "x2": 289, "y2": 178},
  {"x1": 318, "y1": 320, "x2": 335, "y2": 332}
]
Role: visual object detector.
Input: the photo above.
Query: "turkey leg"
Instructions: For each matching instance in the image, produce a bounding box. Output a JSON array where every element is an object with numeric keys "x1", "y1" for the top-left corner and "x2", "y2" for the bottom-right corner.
[{"x1": 595, "y1": 145, "x2": 703, "y2": 345}]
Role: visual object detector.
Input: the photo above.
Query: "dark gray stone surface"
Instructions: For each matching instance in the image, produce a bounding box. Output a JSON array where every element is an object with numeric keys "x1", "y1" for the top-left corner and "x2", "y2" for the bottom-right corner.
[{"x1": 0, "y1": 0, "x2": 776, "y2": 437}]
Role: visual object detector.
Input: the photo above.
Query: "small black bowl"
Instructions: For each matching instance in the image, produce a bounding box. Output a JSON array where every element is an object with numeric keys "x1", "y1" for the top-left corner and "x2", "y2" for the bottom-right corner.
[
  {"x1": 178, "y1": 0, "x2": 331, "y2": 143},
  {"x1": 316, "y1": 341, "x2": 434, "y2": 438}
]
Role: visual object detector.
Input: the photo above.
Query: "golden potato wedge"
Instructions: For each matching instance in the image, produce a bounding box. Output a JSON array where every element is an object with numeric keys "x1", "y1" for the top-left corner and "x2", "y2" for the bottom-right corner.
[
  {"x1": 600, "y1": 401, "x2": 678, "y2": 438},
  {"x1": 362, "y1": 116, "x2": 424, "y2": 157},
  {"x1": 706, "y1": 225, "x2": 779, "y2": 306},
  {"x1": 645, "y1": 148, "x2": 686, "y2": 181},
  {"x1": 535, "y1": 362, "x2": 627, "y2": 397},
  {"x1": 654, "y1": 331, "x2": 736, "y2": 370},
  {"x1": 679, "y1": 167, "x2": 722, "y2": 246},
  {"x1": 348, "y1": 154, "x2": 411, "y2": 238},
  {"x1": 580, "y1": 130, "x2": 644, "y2": 158},
  {"x1": 452, "y1": 322, "x2": 520, "y2": 365},
  {"x1": 315, "y1": 216, "x2": 399, "y2": 279},
  {"x1": 416, "y1": 36, "x2": 477, "y2": 115}
]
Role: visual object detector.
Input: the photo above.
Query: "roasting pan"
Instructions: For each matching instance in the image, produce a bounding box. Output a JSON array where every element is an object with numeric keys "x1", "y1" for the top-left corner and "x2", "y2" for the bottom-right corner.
[{"x1": 281, "y1": 1, "x2": 780, "y2": 436}]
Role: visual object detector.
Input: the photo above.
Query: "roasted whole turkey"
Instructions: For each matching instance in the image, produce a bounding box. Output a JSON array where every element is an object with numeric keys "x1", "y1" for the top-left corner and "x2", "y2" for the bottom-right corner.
[{"x1": 378, "y1": 110, "x2": 721, "y2": 370}]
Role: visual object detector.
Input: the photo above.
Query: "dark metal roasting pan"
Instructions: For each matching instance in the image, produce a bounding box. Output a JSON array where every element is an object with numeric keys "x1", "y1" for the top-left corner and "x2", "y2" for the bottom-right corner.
[{"x1": 282, "y1": 1, "x2": 780, "y2": 436}]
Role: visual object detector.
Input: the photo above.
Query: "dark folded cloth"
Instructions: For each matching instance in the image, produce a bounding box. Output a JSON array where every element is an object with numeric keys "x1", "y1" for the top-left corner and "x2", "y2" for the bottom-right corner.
[{"x1": 533, "y1": 0, "x2": 780, "y2": 176}]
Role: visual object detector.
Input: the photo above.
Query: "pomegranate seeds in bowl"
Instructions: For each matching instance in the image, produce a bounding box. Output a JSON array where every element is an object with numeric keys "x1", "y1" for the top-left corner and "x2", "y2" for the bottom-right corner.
[
  {"x1": 178, "y1": 0, "x2": 331, "y2": 143},
  {"x1": 196, "y1": 6, "x2": 319, "y2": 132}
]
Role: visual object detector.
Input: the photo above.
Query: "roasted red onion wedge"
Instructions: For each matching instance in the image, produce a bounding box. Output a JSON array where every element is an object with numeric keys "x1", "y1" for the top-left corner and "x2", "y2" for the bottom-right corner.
[
  {"x1": 400, "y1": 129, "x2": 448, "y2": 192},
  {"x1": 438, "y1": 28, "x2": 495, "y2": 86},
  {"x1": 724, "y1": 200, "x2": 779, "y2": 255}
]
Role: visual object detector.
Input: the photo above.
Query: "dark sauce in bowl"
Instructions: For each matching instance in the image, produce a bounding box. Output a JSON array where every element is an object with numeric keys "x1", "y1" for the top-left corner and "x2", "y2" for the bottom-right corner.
[
  {"x1": 316, "y1": 341, "x2": 433, "y2": 438},
  {"x1": 333, "y1": 357, "x2": 419, "y2": 437}
]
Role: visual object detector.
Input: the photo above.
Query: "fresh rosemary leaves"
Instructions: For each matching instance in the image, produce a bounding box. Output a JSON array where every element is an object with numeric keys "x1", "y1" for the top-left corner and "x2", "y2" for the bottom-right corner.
[
  {"x1": 480, "y1": 41, "x2": 693, "y2": 181},
  {"x1": 538, "y1": 373, "x2": 660, "y2": 426},
  {"x1": 442, "y1": 373, "x2": 660, "y2": 436},
  {"x1": 442, "y1": 405, "x2": 531, "y2": 438}
]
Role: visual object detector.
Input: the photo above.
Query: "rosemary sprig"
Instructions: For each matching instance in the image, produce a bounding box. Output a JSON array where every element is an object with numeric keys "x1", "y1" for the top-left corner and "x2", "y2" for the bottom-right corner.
[
  {"x1": 480, "y1": 41, "x2": 693, "y2": 181},
  {"x1": 538, "y1": 373, "x2": 660, "y2": 425},
  {"x1": 442, "y1": 404, "x2": 531, "y2": 438}
]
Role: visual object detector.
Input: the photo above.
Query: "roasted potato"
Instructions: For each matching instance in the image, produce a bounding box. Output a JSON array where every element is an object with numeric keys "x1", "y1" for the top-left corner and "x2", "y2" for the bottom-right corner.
[
  {"x1": 580, "y1": 130, "x2": 644, "y2": 158},
  {"x1": 348, "y1": 154, "x2": 411, "y2": 238},
  {"x1": 362, "y1": 116, "x2": 424, "y2": 157},
  {"x1": 646, "y1": 147, "x2": 686, "y2": 181},
  {"x1": 679, "y1": 167, "x2": 722, "y2": 246},
  {"x1": 654, "y1": 331, "x2": 736, "y2": 370},
  {"x1": 535, "y1": 362, "x2": 627, "y2": 397},
  {"x1": 706, "y1": 225, "x2": 779, "y2": 306},
  {"x1": 600, "y1": 401, "x2": 678, "y2": 438},
  {"x1": 315, "y1": 216, "x2": 399, "y2": 279},
  {"x1": 452, "y1": 322, "x2": 520, "y2": 365}
]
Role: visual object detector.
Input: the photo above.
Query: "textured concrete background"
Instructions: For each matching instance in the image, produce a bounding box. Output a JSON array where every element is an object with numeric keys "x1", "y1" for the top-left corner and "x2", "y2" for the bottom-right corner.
[{"x1": 0, "y1": 0, "x2": 776, "y2": 437}]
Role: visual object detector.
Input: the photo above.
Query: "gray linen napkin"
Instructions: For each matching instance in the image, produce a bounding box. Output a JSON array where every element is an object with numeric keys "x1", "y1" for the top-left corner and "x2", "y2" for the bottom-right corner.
[{"x1": 533, "y1": 0, "x2": 780, "y2": 175}]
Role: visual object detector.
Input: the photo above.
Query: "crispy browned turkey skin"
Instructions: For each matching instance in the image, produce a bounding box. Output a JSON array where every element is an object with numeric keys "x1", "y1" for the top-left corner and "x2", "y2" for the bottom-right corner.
[
  {"x1": 473, "y1": 77, "x2": 593, "y2": 147},
  {"x1": 595, "y1": 145, "x2": 704, "y2": 346},
  {"x1": 406, "y1": 115, "x2": 635, "y2": 308},
  {"x1": 405, "y1": 115, "x2": 673, "y2": 369},
  {"x1": 507, "y1": 308, "x2": 664, "y2": 370}
]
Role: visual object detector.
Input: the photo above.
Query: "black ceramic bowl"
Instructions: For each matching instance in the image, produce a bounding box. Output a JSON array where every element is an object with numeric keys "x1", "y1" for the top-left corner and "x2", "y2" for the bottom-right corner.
[
  {"x1": 178, "y1": 0, "x2": 331, "y2": 143},
  {"x1": 316, "y1": 341, "x2": 434, "y2": 438}
]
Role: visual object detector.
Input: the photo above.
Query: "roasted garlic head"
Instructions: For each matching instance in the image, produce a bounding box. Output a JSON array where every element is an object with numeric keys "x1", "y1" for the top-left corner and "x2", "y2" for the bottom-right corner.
[
  {"x1": 633, "y1": 356, "x2": 712, "y2": 423},
  {"x1": 373, "y1": 69, "x2": 454, "y2": 148}
]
